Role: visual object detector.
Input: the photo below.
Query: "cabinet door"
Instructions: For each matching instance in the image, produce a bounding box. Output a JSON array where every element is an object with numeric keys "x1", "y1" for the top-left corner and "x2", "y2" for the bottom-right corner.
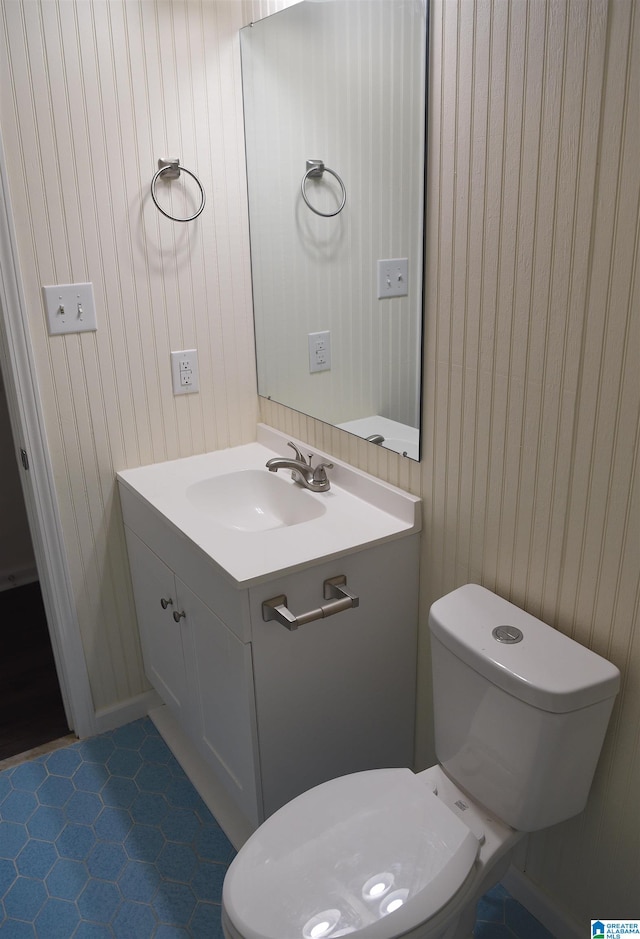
[
  {"x1": 249, "y1": 537, "x2": 420, "y2": 818},
  {"x1": 124, "y1": 529, "x2": 190, "y2": 722},
  {"x1": 179, "y1": 580, "x2": 261, "y2": 826}
]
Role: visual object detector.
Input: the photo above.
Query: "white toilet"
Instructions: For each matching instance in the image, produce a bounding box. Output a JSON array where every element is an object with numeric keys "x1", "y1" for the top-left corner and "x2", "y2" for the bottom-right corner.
[{"x1": 222, "y1": 584, "x2": 620, "y2": 939}]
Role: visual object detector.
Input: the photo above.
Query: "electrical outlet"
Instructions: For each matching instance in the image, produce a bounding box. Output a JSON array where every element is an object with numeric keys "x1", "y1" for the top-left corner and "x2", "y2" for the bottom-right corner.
[
  {"x1": 177, "y1": 354, "x2": 195, "y2": 372},
  {"x1": 308, "y1": 331, "x2": 331, "y2": 373},
  {"x1": 171, "y1": 349, "x2": 199, "y2": 394}
]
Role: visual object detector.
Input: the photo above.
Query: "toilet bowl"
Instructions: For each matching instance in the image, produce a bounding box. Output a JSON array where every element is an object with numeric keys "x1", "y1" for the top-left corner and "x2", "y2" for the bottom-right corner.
[
  {"x1": 222, "y1": 764, "x2": 521, "y2": 939},
  {"x1": 221, "y1": 584, "x2": 620, "y2": 939}
]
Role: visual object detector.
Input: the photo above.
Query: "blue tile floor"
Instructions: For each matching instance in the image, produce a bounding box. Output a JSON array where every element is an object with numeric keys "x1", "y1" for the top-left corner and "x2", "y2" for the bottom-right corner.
[
  {"x1": 475, "y1": 884, "x2": 554, "y2": 938},
  {"x1": 0, "y1": 718, "x2": 554, "y2": 938}
]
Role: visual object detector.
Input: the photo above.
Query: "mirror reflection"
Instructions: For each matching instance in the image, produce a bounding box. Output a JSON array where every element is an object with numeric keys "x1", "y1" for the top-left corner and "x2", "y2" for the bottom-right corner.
[{"x1": 241, "y1": 0, "x2": 427, "y2": 461}]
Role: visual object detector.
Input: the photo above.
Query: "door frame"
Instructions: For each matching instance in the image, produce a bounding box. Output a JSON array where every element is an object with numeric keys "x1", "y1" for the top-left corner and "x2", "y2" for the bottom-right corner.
[{"x1": 0, "y1": 130, "x2": 94, "y2": 739}]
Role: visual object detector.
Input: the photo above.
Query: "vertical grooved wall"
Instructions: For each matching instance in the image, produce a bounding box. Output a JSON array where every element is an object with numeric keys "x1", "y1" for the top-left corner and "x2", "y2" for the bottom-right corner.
[
  {"x1": 0, "y1": 0, "x2": 637, "y2": 922},
  {"x1": 0, "y1": 0, "x2": 259, "y2": 709}
]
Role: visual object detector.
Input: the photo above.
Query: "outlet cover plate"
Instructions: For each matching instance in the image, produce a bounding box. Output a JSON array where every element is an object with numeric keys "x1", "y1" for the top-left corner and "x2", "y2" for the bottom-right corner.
[
  {"x1": 308, "y1": 330, "x2": 331, "y2": 373},
  {"x1": 171, "y1": 349, "x2": 199, "y2": 394}
]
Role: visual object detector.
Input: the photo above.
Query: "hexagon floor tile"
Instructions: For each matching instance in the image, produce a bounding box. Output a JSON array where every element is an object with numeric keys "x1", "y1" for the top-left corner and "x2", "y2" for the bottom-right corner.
[
  {"x1": 0, "y1": 718, "x2": 233, "y2": 938},
  {"x1": 1, "y1": 718, "x2": 554, "y2": 938},
  {"x1": 475, "y1": 883, "x2": 555, "y2": 939}
]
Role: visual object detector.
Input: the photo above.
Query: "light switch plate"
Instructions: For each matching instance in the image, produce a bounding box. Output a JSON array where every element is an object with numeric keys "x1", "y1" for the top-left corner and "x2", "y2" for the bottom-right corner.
[
  {"x1": 42, "y1": 282, "x2": 97, "y2": 335},
  {"x1": 377, "y1": 258, "x2": 409, "y2": 299}
]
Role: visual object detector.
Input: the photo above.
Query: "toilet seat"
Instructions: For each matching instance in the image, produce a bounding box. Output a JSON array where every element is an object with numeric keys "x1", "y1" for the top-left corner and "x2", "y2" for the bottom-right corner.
[{"x1": 222, "y1": 768, "x2": 481, "y2": 939}]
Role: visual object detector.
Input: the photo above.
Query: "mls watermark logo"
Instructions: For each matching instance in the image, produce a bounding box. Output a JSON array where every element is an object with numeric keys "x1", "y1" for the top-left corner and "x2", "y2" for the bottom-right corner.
[{"x1": 592, "y1": 922, "x2": 640, "y2": 937}]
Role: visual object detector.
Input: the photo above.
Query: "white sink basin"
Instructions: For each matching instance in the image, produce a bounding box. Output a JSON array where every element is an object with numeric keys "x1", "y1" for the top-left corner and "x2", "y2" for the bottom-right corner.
[
  {"x1": 186, "y1": 470, "x2": 326, "y2": 532},
  {"x1": 117, "y1": 424, "x2": 421, "y2": 586}
]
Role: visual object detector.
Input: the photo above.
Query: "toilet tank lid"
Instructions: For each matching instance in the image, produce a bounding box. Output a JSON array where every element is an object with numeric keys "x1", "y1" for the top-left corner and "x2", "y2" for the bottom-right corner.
[{"x1": 429, "y1": 585, "x2": 620, "y2": 713}]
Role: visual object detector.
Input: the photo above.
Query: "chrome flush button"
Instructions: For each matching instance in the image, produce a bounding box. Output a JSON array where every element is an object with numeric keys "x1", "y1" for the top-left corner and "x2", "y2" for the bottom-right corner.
[{"x1": 492, "y1": 624, "x2": 523, "y2": 644}]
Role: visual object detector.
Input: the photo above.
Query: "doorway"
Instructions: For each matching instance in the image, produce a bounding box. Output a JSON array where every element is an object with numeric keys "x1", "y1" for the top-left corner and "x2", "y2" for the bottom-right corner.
[{"x1": 0, "y1": 369, "x2": 69, "y2": 760}]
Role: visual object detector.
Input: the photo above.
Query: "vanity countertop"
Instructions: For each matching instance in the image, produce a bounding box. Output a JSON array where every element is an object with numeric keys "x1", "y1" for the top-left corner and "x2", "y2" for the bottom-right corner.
[{"x1": 117, "y1": 424, "x2": 421, "y2": 587}]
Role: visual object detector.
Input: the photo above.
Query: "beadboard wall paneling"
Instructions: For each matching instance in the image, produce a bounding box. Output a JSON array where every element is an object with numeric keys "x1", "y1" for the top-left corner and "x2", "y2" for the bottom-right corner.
[
  {"x1": 522, "y1": 0, "x2": 640, "y2": 916},
  {"x1": 0, "y1": 0, "x2": 260, "y2": 710},
  {"x1": 419, "y1": 0, "x2": 638, "y2": 920}
]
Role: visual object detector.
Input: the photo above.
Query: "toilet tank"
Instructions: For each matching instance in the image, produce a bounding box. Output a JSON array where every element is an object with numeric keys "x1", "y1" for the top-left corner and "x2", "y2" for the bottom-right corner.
[{"x1": 428, "y1": 585, "x2": 620, "y2": 831}]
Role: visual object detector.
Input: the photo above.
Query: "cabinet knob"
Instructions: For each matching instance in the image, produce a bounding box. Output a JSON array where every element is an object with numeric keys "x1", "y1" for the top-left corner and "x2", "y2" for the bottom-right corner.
[
  {"x1": 173, "y1": 610, "x2": 186, "y2": 623},
  {"x1": 160, "y1": 597, "x2": 173, "y2": 609}
]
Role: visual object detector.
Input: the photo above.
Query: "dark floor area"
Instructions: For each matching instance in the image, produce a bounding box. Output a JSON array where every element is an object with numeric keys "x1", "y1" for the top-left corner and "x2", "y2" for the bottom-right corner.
[{"x1": 0, "y1": 581, "x2": 69, "y2": 761}]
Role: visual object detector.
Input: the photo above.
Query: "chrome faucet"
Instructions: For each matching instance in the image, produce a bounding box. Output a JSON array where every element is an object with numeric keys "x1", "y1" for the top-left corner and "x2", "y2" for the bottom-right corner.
[{"x1": 266, "y1": 442, "x2": 333, "y2": 492}]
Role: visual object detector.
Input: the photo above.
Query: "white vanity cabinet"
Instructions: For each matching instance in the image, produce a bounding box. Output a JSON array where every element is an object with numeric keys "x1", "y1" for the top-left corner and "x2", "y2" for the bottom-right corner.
[
  {"x1": 118, "y1": 426, "x2": 422, "y2": 830},
  {"x1": 123, "y1": 509, "x2": 419, "y2": 826}
]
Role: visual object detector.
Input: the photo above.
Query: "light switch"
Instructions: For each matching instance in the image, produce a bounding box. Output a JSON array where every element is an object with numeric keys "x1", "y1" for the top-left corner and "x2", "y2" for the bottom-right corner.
[
  {"x1": 377, "y1": 258, "x2": 409, "y2": 299},
  {"x1": 171, "y1": 349, "x2": 199, "y2": 394},
  {"x1": 42, "y1": 283, "x2": 98, "y2": 335}
]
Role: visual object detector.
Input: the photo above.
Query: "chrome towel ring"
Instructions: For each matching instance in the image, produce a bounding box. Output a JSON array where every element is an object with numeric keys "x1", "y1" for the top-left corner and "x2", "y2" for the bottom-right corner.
[
  {"x1": 301, "y1": 160, "x2": 346, "y2": 217},
  {"x1": 150, "y1": 158, "x2": 206, "y2": 222}
]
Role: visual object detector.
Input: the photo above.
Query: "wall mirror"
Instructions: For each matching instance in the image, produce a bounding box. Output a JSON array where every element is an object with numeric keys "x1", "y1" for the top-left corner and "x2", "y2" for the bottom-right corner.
[{"x1": 240, "y1": 0, "x2": 427, "y2": 461}]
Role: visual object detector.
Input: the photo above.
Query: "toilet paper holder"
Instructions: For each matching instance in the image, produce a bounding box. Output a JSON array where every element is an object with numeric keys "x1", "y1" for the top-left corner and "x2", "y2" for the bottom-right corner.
[{"x1": 262, "y1": 576, "x2": 359, "y2": 631}]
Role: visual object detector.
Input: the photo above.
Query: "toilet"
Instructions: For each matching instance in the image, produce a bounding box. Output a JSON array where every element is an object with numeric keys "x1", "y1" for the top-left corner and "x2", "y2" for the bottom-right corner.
[{"x1": 221, "y1": 584, "x2": 620, "y2": 939}]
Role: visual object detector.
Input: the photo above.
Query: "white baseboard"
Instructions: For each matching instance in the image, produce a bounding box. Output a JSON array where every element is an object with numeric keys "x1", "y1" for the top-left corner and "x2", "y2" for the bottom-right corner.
[
  {"x1": 92, "y1": 689, "x2": 163, "y2": 736},
  {"x1": 502, "y1": 866, "x2": 582, "y2": 939},
  {"x1": 149, "y1": 705, "x2": 256, "y2": 852}
]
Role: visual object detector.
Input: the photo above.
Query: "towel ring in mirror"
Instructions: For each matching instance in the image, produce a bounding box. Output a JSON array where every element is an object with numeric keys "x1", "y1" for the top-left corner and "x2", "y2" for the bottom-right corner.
[{"x1": 301, "y1": 160, "x2": 346, "y2": 218}]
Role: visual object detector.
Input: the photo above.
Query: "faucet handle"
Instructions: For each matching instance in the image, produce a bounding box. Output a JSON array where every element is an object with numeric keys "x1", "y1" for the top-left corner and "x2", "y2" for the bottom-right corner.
[
  {"x1": 287, "y1": 441, "x2": 306, "y2": 462},
  {"x1": 287, "y1": 441, "x2": 314, "y2": 464},
  {"x1": 312, "y1": 461, "x2": 334, "y2": 483}
]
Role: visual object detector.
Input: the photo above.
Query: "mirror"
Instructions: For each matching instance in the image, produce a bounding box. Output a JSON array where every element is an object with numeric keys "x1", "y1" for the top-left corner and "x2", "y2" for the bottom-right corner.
[{"x1": 241, "y1": 0, "x2": 427, "y2": 461}]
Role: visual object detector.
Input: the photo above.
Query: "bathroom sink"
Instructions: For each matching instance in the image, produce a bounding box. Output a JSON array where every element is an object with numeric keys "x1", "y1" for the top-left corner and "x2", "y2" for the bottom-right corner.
[
  {"x1": 186, "y1": 470, "x2": 326, "y2": 532},
  {"x1": 117, "y1": 424, "x2": 421, "y2": 586}
]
